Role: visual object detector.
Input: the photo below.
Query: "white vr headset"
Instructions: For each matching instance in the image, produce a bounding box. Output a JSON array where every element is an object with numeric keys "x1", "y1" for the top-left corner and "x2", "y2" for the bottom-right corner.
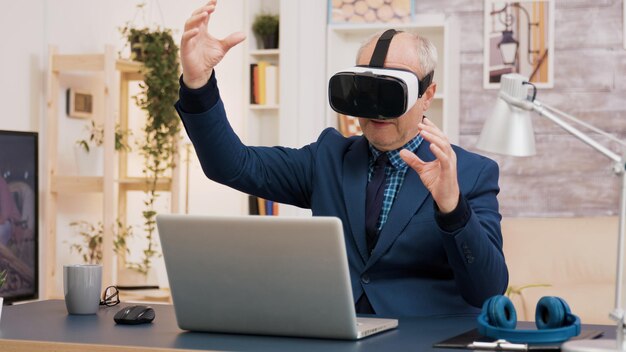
[{"x1": 328, "y1": 29, "x2": 433, "y2": 119}]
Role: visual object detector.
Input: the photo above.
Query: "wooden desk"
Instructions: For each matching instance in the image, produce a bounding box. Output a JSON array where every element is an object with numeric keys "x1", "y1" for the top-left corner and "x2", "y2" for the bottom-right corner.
[{"x1": 0, "y1": 300, "x2": 615, "y2": 351}]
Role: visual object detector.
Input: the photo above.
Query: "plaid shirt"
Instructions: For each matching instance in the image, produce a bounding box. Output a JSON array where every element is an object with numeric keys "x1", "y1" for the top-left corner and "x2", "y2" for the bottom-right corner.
[{"x1": 368, "y1": 134, "x2": 424, "y2": 232}]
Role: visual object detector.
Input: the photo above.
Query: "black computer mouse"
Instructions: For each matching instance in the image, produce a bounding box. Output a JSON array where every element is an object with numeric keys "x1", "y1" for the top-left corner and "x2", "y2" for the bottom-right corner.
[{"x1": 113, "y1": 305, "x2": 155, "y2": 325}]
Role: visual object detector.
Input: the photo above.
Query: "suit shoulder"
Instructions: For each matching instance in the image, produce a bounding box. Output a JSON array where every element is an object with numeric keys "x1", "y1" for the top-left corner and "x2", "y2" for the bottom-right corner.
[
  {"x1": 452, "y1": 144, "x2": 498, "y2": 169},
  {"x1": 316, "y1": 127, "x2": 363, "y2": 149}
]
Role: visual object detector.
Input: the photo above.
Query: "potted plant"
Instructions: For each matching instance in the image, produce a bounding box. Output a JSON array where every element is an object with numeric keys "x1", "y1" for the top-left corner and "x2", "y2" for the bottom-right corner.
[
  {"x1": 252, "y1": 13, "x2": 279, "y2": 49},
  {"x1": 119, "y1": 24, "x2": 180, "y2": 277},
  {"x1": 75, "y1": 121, "x2": 131, "y2": 176},
  {"x1": 67, "y1": 220, "x2": 133, "y2": 265}
]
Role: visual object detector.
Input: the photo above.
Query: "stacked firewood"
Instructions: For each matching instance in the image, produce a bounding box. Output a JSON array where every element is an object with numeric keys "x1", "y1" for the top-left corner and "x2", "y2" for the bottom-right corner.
[{"x1": 330, "y1": 0, "x2": 412, "y2": 24}]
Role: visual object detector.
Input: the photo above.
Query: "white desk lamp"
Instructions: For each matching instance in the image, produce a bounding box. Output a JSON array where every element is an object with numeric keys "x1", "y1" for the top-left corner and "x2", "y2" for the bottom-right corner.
[{"x1": 477, "y1": 73, "x2": 626, "y2": 352}]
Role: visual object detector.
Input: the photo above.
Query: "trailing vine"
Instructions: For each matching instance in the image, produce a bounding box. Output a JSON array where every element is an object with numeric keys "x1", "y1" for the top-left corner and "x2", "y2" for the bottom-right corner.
[{"x1": 121, "y1": 26, "x2": 180, "y2": 275}]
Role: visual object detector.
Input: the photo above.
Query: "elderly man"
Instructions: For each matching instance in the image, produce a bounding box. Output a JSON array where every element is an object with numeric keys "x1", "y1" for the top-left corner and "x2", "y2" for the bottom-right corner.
[{"x1": 175, "y1": 1, "x2": 508, "y2": 317}]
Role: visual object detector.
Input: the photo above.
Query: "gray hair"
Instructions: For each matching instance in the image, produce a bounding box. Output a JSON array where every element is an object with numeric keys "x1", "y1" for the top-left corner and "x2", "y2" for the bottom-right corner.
[{"x1": 356, "y1": 31, "x2": 438, "y2": 79}]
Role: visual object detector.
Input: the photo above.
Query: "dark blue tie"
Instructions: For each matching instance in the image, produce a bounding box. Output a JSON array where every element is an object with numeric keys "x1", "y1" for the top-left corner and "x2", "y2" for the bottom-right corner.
[{"x1": 365, "y1": 153, "x2": 389, "y2": 255}]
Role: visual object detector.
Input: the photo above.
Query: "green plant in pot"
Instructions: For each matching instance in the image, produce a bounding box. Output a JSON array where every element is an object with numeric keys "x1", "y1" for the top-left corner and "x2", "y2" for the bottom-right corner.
[
  {"x1": 67, "y1": 220, "x2": 133, "y2": 265},
  {"x1": 252, "y1": 13, "x2": 279, "y2": 49},
  {"x1": 120, "y1": 25, "x2": 180, "y2": 276},
  {"x1": 76, "y1": 120, "x2": 132, "y2": 153}
]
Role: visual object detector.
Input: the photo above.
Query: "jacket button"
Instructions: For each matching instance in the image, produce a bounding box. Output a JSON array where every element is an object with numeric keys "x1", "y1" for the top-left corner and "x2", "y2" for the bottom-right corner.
[{"x1": 361, "y1": 275, "x2": 370, "y2": 284}]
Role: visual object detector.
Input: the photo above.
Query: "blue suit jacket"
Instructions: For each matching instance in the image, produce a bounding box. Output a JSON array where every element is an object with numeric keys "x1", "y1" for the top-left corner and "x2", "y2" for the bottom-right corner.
[{"x1": 176, "y1": 99, "x2": 508, "y2": 317}]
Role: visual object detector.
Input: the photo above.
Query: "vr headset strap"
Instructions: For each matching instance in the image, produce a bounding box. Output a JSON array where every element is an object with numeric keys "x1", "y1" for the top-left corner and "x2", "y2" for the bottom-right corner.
[{"x1": 368, "y1": 29, "x2": 398, "y2": 68}]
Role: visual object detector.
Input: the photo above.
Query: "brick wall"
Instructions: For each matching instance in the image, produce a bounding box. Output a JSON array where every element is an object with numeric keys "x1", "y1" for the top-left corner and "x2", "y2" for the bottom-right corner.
[{"x1": 417, "y1": 0, "x2": 626, "y2": 216}]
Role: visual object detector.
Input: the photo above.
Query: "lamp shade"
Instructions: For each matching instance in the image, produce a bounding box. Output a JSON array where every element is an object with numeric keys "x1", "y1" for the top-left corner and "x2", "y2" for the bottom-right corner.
[
  {"x1": 476, "y1": 74, "x2": 536, "y2": 157},
  {"x1": 476, "y1": 99, "x2": 536, "y2": 156}
]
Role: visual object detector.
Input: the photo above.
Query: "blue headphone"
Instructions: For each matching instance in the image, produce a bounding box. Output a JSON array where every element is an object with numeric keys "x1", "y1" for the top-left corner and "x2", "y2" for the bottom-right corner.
[{"x1": 477, "y1": 295, "x2": 581, "y2": 344}]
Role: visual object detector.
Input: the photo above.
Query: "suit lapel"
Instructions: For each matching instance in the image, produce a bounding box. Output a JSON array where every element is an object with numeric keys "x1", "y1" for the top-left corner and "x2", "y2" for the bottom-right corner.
[
  {"x1": 366, "y1": 140, "x2": 434, "y2": 268},
  {"x1": 343, "y1": 137, "x2": 370, "y2": 263}
]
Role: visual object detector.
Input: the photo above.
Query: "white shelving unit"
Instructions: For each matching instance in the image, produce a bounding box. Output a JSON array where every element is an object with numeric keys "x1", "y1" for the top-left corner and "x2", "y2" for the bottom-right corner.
[
  {"x1": 243, "y1": 0, "x2": 283, "y2": 215},
  {"x1": 326, "y1": 14, "x2": 460, "y2": 144},
  {"x1": 44, "y1": 46, "x2": 179, "y2": 298},
  {"x1": 243, "y1": 0, "x2": 281, "y2": 148}
]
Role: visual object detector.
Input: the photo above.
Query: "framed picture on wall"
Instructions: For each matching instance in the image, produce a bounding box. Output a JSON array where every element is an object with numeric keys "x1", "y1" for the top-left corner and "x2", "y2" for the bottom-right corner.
[
  {"x1": 66, "y1": 88, "x2": 94, "y2": 119},
  {"x1": 483, "y1": 0, "x2": 555, "y2": 89}
]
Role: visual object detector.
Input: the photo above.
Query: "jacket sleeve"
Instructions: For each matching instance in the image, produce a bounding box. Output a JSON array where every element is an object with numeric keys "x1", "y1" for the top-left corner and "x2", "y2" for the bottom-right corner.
[
  {"x1": 175, "y1": 98, "x2": 318, "y2": 209},
  {"x1": 439, "y1": 158, "x2": 509, "y2": 307}
]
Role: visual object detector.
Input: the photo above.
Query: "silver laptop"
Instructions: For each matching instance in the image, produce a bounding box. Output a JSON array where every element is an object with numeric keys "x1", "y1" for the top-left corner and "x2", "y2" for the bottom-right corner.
[{"x1": 156, "y1": 214, "x2": 398, "y2": 340}]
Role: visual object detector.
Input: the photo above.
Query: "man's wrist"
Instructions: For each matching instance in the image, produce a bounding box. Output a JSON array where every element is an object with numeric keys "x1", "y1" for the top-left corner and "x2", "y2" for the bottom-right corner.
[
  {"x1": 179, "y1": 70, "x2": 220, "y2": 114},
  {"x1": 182, "y1": 69, "x2": 213, "y2": 89},
  {"x1": 434, "y1": 193, "x2": 471, "y2": 233}
]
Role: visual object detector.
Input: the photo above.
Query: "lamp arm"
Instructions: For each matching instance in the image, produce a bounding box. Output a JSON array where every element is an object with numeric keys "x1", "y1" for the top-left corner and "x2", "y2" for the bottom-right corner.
[
  {"x1": 531, "y1": 100, "x2": 622, "y2": 164},
  {"x1": 540, "y1": 103, "x2": 626, "y2": 149}
]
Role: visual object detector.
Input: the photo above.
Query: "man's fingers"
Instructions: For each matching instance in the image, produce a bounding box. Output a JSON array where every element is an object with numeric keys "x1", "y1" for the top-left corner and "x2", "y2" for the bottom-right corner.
[
  {"x1": 221, "y1": 31, "x2": 247, "y2": 52},
  {"x1": 191, "y1": 0, "x2": 216, "y2": 16},
  {"x1": 184, "y1": 11, "x2": 208, "y2": 32},
  {"x1": 418, "y1": 120, "x2": 447, "y2": 142},
  {"x1": 400, "y1": 149, "x2": 426, "y2": 172},
  {"x1": 429, "y1": 143, "x2": 450, "y2": 168},
  {"x1": 420, "y1": 129, "x2": 452, "y2": 156},
  {"x1": 181, "y1": 28, "x2": 200, "y2": 49}
]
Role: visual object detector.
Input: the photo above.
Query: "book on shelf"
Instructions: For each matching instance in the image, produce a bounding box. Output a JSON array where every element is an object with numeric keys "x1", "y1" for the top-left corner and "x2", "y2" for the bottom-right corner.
[
  {"x1": 257, "y1": 196, "x2": 266, "y2": 215},
  {"x1": 250, "y1": 63, "x2": 258, "y2": 104},
  {"x1": 257, "y1": 61, "x2": 268, "y2": 105},
  {"x1": 249, "y1": 61, "x2": 279, "y2": 106},
  {"x1": 265, "y1": 64, "x2": 278, "y2": 105},
  {"x1": 248, "y1": 195, "x2": 279, "y2": 216},
  {"x1": 248, "y1": 194, "x2": 259, "y2": 215}
]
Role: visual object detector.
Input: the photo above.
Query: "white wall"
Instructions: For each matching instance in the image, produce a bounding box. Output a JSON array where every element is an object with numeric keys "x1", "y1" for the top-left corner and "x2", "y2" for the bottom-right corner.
[
  {"x1": 1, "y1": 0, "x2": 248, "y2": 296},
  {"x1": 0, "y1": 0, "x2": 46, "y2": 132},
  {"x1": 2, "y1": 0, "x2": 331, "y2": 296}
]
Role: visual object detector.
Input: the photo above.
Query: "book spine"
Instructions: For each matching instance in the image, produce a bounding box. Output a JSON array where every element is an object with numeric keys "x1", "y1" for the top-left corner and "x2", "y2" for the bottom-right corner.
[
  {"x1": 248, "y1": 195, "x2": 259, "y2": 215},
  {"x1": 265, "y1": 64, "x2": 278, "y2": 106}
]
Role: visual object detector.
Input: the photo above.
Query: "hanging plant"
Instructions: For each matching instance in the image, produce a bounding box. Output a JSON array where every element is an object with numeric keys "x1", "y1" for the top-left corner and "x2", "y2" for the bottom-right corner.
[{"x1": 120, "y1": 25, "x2": 180, "y2": 275}]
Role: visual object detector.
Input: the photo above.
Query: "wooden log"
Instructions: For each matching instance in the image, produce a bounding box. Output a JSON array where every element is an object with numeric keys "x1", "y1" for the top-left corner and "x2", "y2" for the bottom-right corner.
[
  {"x1": 364, "y1": 9, "x2": 377, "y2": 22},
  {"x1": 376, "y1": 4, "x2": 394, "y2": 22},
  {"x1": 391, "y1": 0, "x2": 410, "y2": 17},
  {"x1": 366, "y1": 0, "x2": 385, "y2": 9},
  {"x1": 348, "y1": 14, "x2": 366, "y2": 23},
  {"x1": 341, "y1": 3, "x2": 355, "y2": 18},
  {"x1": 331, "y1": 9, "x2": 345, "y2": 23},
  {"x1": 354, "y1": 0, "x2": 368, "y2": 15}
]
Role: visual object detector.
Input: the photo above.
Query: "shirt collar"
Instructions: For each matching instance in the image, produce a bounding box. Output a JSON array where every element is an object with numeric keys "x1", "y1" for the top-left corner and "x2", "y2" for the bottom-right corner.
[{"x1": 368, "y1": 134, "x2": 424, "y2": 170}]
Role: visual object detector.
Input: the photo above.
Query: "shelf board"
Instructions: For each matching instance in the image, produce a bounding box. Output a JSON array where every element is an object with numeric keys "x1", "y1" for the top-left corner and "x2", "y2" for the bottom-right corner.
[
  {"x1": 51, "y1": 176, "x2": 173, "y2": 193},
  {"x1": 51, "y1": 176, "x2": 103, "y2": 193},
  {"x1": 118, "y1": 177, "x2": 172, "y2": 192},
  {"x1": 250, "y1": 104, "x2": 280, "y2": 110},
  {"x1": 52, "y1": 54, "x2": 106, "y2": 72},
  {"x1": 250, "y1": 49, "x2": 280, "y2": 57}
]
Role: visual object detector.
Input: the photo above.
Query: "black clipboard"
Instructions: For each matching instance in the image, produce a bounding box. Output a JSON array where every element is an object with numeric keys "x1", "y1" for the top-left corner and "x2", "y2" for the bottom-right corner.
[{"x1": 433, "y1": 328, "x2": 603, "y2": 351}]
